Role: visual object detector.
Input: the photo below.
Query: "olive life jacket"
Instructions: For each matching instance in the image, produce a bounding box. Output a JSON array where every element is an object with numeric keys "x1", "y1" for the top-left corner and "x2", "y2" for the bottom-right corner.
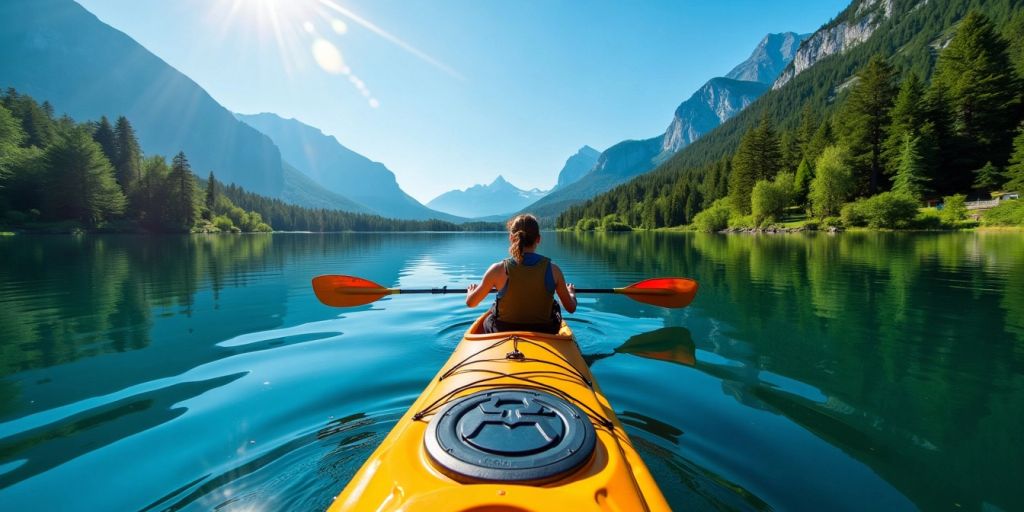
[{"x1": 495, "y1": 255, "x2": 555, "y2": 325}]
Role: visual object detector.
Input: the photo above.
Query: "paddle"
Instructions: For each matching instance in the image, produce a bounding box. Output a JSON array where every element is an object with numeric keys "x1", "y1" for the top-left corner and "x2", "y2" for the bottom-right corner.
[{"x1": 312, "y1": 275, "x2": 698, "y2": 309}]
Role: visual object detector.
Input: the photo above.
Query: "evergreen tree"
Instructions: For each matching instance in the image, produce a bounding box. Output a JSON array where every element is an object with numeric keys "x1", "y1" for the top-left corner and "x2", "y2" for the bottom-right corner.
[
  {"x1": 839, "y1": 55, "x2": 897, "y2": 195},
  {"x1": 972, "y1": 162, "x2": 1002, "y2": 195},
  {"x1": 929, "y1": 11, "x2": 1020, "y2": 189},
  {"x1": 793, "y1": 158, "x2": 812, "y2": 205},
  {"x1": 167, "y1": 152, "x2": 198, "y2": 231},
  {"x1": 780, "y1": 131, "x2": 801, "y2": 173},
  {"x1": 43, "y1": 126, "x2": 126, "y2": 227},
  {"x1": 796, "y1": 103, "x2": 818, "y2": 160},
  {"x1": 91, "y1": 116, "x2": 117, "y2": 164},
  {"x1": 0, "y1": 104, "x2": 27, "y2": 191},
  {"x1": 204, "y1": 171, "x2": 217, "y2": 220},
  {"x1": 884, "y1": 73, "x2": 926, "y2": 172},
  {"x1": 1006, "y1": 124, "x2": 1024, "y2": 193},
  {"x1": 892, "y1": 134, "x2": 929, "y2": 201},
  {"x1": 805, "y1": 118, "x2": 835, "y2": 169},
  {"x1": 113, "y1": 116, "x2": 142, "y2": 192},
  {"x1": 728, "y1": 116, "x2": 781, "y2": 215}
]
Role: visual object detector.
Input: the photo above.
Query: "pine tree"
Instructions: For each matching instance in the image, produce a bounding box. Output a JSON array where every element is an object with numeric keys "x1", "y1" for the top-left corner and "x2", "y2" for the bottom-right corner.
[
  {"x1": 780, "y1": 131, "x2": 801, "y2": 173},
  {"x1": 1005, "y1": 124, "x2": 1024, "y2": 193},
  {"x1": 930, "y1": 11, "x2": 1020, "y2": 189},
  {"x1": 113, "y1": 116, "x2": 142, "y2": 192},
  {"x1": 793, "y1": 158, "x2": 812, "y2": 205},
  {"x1": 728, "y1": 116, "x2": 781, "y2": 215},
  {"x1": 839, "y1": 55, "x2": 898, "y2": 195},
  {"x1": 168, "y1": 152, "x2": 198, "y2": 231},
  {"x1": 204, "y1": 171, "x2": 217, "y2": 220},
  {"x1": 884, "y1": 73, "x2": 925, "y2": 172},
  {"x1": 971, "y1": 162, "x2": 1002, "y2": 195},
  {"x1": 796, "y1": 103, "x2": 818, "y2": 160},
  {"x1": 0, "y1": 104, "x2": 27, "y2": 190},
  {"x1": 92, "y1": 116, "x2": 117, "y2": 164},
  {"x1": 44, "y1": 126, "x2": 126, "y2": 227},
  {"x1": 805, "y1": 118, "x2": 835, "y2": 169},
  {"x1": 892, "y1": 134, "x2": 929, "y2": 201}
]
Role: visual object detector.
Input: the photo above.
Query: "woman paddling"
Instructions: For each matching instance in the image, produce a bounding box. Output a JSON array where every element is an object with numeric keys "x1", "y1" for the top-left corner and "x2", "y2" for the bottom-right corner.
[{"x1": 466, "y1": 214, "x2": 577, "y2": 333}]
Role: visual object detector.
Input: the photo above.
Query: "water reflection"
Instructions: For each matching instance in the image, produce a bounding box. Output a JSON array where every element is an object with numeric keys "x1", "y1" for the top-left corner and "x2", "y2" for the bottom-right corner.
[{"x1": 0, "y1": 231, "x2": 1020, "y2": 511}]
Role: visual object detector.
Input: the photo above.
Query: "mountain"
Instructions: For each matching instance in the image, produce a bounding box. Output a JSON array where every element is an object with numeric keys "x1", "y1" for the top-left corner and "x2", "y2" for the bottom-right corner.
[
  {"x1": 523, "y1": 32, "x2": 806, "y2": 220},
  {"x1": 236, "y1": 112, "x2": 462, "y2": 221},
  {"x1": 558, "y1": 0, "x2": 1024, "y2": 231},
  {"x1": 426, "y1": 175, "x2": 548, "y2": 218},
  {"x1": 553, "y1": 146, "x2": 601, "y2": 190},
  {"x1": 772, "y1": 0, "x2": 893, "y2": 90},
  {"x1": 0, "y1": 0, "x2": 285, "y2": 196},
  {"x1": 280, "y1": 163, "x2": 373, "y2": 214},
  {"x1": 726, "y1": 32, "x2": 809, "y2": 84}
]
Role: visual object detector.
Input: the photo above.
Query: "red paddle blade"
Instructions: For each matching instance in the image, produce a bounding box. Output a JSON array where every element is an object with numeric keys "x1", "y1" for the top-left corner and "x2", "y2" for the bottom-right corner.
[
  {"x1": 312, "y1": 275, "x2": 391, "y2": 307},
  {"x1": 619, "y1": 277, "x2": 699, "y2": 309}
]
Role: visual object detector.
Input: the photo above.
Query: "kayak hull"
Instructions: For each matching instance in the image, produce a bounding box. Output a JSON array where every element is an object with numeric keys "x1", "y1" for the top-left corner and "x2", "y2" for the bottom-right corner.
[{"x1": 327, "y1": 313, "x2": 670, "y2": 511}]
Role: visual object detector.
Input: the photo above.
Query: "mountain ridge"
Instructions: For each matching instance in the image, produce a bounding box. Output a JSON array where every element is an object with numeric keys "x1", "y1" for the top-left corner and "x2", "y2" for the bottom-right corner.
[{"x1": 426, "y1": 174, "x2": 547, "y2": 218}]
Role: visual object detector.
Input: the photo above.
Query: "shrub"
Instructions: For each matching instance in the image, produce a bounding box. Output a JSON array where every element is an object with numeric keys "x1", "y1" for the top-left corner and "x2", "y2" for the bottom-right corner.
[
  {"x1": 981, "y1": 199, "x2": 1024, "y2": 226},
  {"x1": 809, "y1": 146, "x2": 855, "y2": 218},
  {"x1": 912, "y1": 208, "x2": 944, "y2": 229},
  {"x1": 940, "y1": 194, "x2": 967, "y2": 224},
  {"x1": 575, "y1": 217, "x2": 599, "y2": 231},
  {"x1": 600, "y1": 214, "x2": 632, "y2": 231},
  {"x1": 821, "y1": 216, "x2": 843, "y2": 229},
  {"x1": 691, "y1": 199, "x2": 731, "y2": 232},
  {"x1": 841, "y1": 192, "x2": 919, "y2": 228},
  {"x1": 727, "y1": 214, "x2": 756, "y2": 230},
  {"x1": 213, "y1": 215, "x2": 234, "y2": 232},
  {"x1": 751, "y1": 172, "x2": 794, "y2": 225}
]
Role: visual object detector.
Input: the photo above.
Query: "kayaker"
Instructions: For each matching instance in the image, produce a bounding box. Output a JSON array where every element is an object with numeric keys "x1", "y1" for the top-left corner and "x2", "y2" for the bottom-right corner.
[{"x1": 466, "y1": 214, "x2": 577, "y2": 333}]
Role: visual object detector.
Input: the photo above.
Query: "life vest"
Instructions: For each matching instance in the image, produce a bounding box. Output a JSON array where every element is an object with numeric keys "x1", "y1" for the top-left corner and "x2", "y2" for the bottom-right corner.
[{"x1": 495, "y1": 256, "x2": 555, "y2": 325}]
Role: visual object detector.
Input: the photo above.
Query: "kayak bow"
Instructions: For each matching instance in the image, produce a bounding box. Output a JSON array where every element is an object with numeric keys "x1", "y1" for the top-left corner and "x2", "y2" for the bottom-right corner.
[{"x1": 327, "y1": 313, "x2": 670, "y2": 511}]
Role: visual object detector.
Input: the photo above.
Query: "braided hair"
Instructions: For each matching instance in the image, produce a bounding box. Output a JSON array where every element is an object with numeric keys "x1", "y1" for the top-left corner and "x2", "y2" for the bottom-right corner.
[{"x1": 507, "y1": 214, "x2": 540, "y2": 264}]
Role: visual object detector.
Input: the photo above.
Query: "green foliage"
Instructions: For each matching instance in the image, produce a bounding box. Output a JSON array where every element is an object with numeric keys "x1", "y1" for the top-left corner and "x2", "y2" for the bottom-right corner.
[
  {"x1": 727, "y1": 214, "x2": 756, "y2": 230},
  {"x1": 1005, "y1": 124, "x2": 1024, "y2": 192},
  {"x1": 166, "y1": 152, "x2": 199, "y2": 231},
  {"x1": 884, "y1": 72, "x2": 926, "y2": 172},
  {"x1": 793, "y1": 158, "x2": 812, "y2": 204},
  {"x1": 574, "y1": 217, "x2": 598, "y2": 231},
  {"x1": 941, "y1": 194, "x2": 968, "y2": 224},
  {"x1": 929, "y1": 11, "x2": 1021, "y2": 192},
  {"x1": 980, "y1": 199, "x2": 1024, "y2": 225},
  {"x1": 972, "y1": 161, "x2": 1002, "y2": 194},
  {"x1": 892, "y1": 133, "x2": 930, "y2": 200},
  {"x1": 600, "y1": 214, "x2": 632, "y2": 231},
  {"x1": 839, "y1": 55, "x2": 898, "y2": 195},
  {"x1": 212, "y1": 214, "x2": 235, "y2": 232},
  {"x1": 91, "y1": 116, "x2": 116, "y2": 164},
  {"x1": 728, "y1": 116, "x2": 781, "y2": 214},
  {"x1": 204, "y1": 171, "x2": 217, "y2": 220},
  {"x1": 113, "y1": 116, "x2": 142, "y2": 192},
  {"x1": 809, "y1": 146, "x2": 855, "y2": 218},
  {"x1": 751, "y1": 171, "x2": 794, "y2": 225},
  {"x1": 840, "y1": 192, "x2": 919, "y2": 228},
  {"x1": 43, "y1": 126, "x2": 126, "y2": 227},
  {"x1": 691, "y1": 198, "x2": 731, "y2": 232}
]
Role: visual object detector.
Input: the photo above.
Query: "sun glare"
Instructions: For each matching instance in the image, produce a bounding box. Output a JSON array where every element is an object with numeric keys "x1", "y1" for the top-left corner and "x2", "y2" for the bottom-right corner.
[{"x1": 202, "y1": 0, "x2": 456, "y2": 109}]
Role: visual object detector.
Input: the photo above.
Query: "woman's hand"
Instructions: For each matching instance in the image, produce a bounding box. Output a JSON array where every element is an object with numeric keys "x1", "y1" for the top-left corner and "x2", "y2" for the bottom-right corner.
[{"x1": 467, "y1": 283, "x2": 479, "y2": 296}]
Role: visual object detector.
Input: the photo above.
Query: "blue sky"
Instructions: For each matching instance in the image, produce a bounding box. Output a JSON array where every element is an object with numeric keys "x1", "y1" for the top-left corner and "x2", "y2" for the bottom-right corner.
[{"x1": 77, "y1": 0, "x2": 849, "y2": 203}]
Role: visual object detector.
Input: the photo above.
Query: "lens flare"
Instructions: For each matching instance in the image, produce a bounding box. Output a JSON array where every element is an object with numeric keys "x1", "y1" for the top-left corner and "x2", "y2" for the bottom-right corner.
[{"x1": 311, "y1": 38, "x2": 346, "y2": 74}]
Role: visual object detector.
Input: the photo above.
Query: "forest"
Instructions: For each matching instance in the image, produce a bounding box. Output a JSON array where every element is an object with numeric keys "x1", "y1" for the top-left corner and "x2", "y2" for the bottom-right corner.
[
  {"x1": 0, "y1": 90, "x2": 500, "y2": 233},
  {"x1": 558, "y1": 8, "x2": 1024, "y2": 231}
]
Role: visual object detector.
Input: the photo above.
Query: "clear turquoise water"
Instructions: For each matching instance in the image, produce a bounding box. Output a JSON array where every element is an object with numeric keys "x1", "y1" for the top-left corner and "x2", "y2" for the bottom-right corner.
[{"x1": 0, "y1": 232, "x2": 1021, "y2": 511}]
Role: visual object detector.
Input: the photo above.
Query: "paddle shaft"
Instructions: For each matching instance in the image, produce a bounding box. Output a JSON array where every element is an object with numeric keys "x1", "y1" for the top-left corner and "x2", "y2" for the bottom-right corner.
[{"x1": 369, "y1": 287, "x2": 668, "y2": 296}]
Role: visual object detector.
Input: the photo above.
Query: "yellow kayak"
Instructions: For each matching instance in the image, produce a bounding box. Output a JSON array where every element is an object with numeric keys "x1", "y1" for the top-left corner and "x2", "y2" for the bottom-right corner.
[{"x1": 327, "y1": 312, "x2": 670, "y2": 511}]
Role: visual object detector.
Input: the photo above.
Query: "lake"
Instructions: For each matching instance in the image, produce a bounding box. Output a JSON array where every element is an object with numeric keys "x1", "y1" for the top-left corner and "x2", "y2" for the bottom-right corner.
[{"x1": 0, "y1": 231, "x2": 1021, "y2": 511}]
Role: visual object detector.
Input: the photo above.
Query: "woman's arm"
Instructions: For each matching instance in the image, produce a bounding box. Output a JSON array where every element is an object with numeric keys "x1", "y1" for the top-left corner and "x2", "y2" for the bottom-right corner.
[
  {"x1": 552, "y1": 264, "x2": 577, "y2": 314},
  {"x1": 466, "y1": 262, "x2": 505, "y2": 307}
]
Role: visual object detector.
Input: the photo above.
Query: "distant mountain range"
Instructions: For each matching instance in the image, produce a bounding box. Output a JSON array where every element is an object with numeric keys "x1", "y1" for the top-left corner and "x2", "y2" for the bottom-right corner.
[
  {"x1": 0, "y1": 0, "x2": 284, "y2": 197},
  {"x1": 522, "y1": 32, "x2": 808, "y2": 219},
  {"x1": 0, "y1": 0, "x2": 461, "y2": 221},
  {"x1": 426, "y1": 175, "x2": 547, "y2": 218},
  {"x1": 236, "y1": 113, "x2": 461, "y2": 221},
  {"x1": 553, "y1": 146, "x2": 601, "y2": 191}
]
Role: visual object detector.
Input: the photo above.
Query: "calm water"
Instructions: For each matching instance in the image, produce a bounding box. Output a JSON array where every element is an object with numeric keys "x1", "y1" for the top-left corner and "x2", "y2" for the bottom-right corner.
[{"x1": 0, "y1": 232, "x2": 1022, "y2": 511}]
